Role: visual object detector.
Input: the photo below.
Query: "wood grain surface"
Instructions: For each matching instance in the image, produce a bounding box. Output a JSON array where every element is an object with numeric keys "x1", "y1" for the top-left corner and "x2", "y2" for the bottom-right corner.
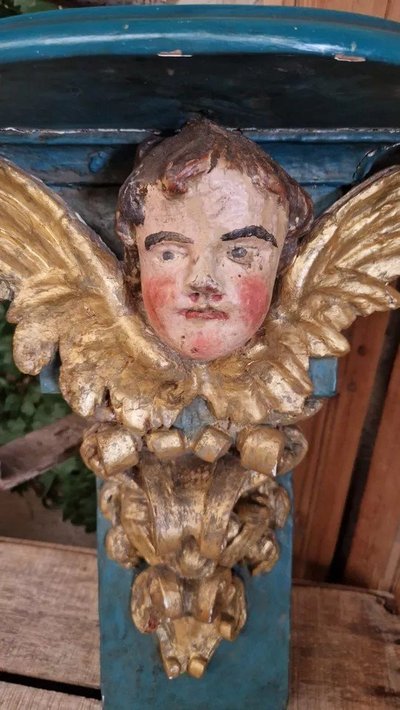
[
  {"x1": 292, "y1": 0, "x2": 385, "y2": 16},
  {"x1": 386, "y1": 0, "x2": 400, "y2": 21},
  {"x1": 179, "y1": 0, "x2": 400, "y2": 16},
  {"x1": 277, "y1": 0, "x2": 398, "y2": 19},
  {"x1": 0, "y1": 538, "x2": 99, "y2": 688},
  {"x1": 293, "y1": 312, "x2": 390, "y2": 580},
  {"x1": 0, "y1": 683, "x2": 100, "y2": 710},
  {"x1": 290, "y1": 582, "x2": 400, "y2": 708},
  {"x1": 0, "y1": 487, "x2": 96, "y2": 547},
  {"x1": 1, "y1": 538, "x2": 399, "y2": 707},
  {"x1": 0, "y1": 414, "x2": 86, "y2": 490},
  {"x1": 345, "y1": 343, "x2": 400, "y2": 595}
]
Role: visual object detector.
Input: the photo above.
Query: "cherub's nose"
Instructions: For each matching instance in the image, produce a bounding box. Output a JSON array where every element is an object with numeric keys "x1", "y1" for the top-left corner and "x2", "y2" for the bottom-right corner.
[{"x1": 187, "y1": 271, "x2": 223, "y2": 300}]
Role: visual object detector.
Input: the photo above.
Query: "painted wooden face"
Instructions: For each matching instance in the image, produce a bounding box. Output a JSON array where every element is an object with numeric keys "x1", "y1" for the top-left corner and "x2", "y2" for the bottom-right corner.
[{"x1": 135, "y1": 163, "x2": 289, "y2": 361}]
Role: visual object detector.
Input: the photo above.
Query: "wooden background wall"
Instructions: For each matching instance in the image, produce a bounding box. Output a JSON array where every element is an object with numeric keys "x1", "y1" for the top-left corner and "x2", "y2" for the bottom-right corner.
[
  {"x1": 275, "y1": 1, "x2": 400, "y2": 22},
  {"x1": 178, "y1": 0, "x2": 400, "y2": 22}
]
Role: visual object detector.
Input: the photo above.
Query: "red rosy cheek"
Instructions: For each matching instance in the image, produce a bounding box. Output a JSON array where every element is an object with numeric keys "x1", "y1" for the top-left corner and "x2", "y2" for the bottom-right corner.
[
  {"x1": 142, "y1": 276, "x2": 175, "y2": 335},
  {"x1": 239, "y1": 276, "x2": 270, "y2": 330}
]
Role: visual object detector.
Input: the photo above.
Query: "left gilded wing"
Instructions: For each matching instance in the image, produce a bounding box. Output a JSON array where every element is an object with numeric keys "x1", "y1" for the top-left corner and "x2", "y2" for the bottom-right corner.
[
  {"x1": 202, "y1": 167, "x2": 400, "y2": 426},
  {"x1": 0, "y1": 158, "x2": 188, "y2": 433}
]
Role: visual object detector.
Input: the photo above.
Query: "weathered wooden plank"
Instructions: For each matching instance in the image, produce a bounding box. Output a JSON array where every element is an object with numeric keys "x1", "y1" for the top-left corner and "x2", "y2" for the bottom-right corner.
[
  {"x1": 293, "y1": 312, "x2": 390, "y2": 580},
  {"x1": 0, "y1": 414, "x2": 86, "y2": 491},
  {"x1": 0, "y1": 682, "x2": 100, "y2": 710},
  {"x1": 181, "y1": 0, "x2": 297, "y2": 5},
  {"x1": 177, "y1": 0, "x2": 295, "y2": 5},
  {"x1": 0, "y1": 539, "x2": 399, "y2": 706},
  {"x1": 0, "y1": 488, "x2": 96, "y2": 546},
  {"x1": 386, "y1": 0, "x2": 400, "y2": 21},
  {"x1": 344, "y1": 344, "x2": 400, "y2": 593},
  {"x1": 0, "y1": 538, "x2": 99, "y2": 688},
  {"x1": 294, "y1": 0, "x2": 399, "y2": 24},
  {"x1": 290, "y1": 582, "x2": 400, "y2": 709},
  {"x1": 294, "y1": 0, "x2": 388, "y2": 17}
]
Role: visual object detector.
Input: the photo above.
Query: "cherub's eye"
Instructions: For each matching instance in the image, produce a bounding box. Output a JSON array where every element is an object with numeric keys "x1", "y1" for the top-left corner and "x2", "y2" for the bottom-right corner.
[
  {"x1": 230, "y1": 246, "x2": 248, "y2": 259},
  {"x1": 162, "y1": 250, "x2": 175, "y2": 261},
  {"x1": 227, "y1": 243, "x2": 259, "y2": 266}
]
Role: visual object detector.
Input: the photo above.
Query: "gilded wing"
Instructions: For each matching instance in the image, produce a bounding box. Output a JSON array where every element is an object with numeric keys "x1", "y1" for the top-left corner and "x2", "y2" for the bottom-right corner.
[
  {"x1": 279, "y1": 165, "x2": 400, "y2": 355},
  {"x1": 0, "y1": 158, "x2": 188, "y2": 433},
  {"x1": 203, "y1": 167, "x2": 400, "y2": 425}
]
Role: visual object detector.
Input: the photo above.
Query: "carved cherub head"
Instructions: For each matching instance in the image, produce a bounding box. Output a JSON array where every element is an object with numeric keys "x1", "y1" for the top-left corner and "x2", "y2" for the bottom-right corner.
[{"x1": 117, "y1": 119, "x2": 312, "y2": 361}]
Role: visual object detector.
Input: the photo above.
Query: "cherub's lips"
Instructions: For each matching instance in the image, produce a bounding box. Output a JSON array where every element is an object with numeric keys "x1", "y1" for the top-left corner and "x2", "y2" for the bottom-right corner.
[{"x1": 178, "y1": 307, "x2": 229, "y2": 321}]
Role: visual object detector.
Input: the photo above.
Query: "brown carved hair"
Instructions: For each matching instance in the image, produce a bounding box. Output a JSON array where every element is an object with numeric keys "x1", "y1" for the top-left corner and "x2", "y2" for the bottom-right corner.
[{"x1": 116, "y1": 118, "x2": 313, "y2": 275}]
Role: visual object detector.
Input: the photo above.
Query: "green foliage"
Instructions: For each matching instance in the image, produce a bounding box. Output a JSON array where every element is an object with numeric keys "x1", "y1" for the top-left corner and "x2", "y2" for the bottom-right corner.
[
  {"x1": 16, "y1": 0, "x2": 58, "y2": 12},
  {"x1": 0, "y1": 303, "x2": 96, "y2": 532},
  {"x1": 0, "y1": 0, "x2": 59, "y2": 15},
  {"x1": 0, "y1": 1, "x2": 20, "y2": 16},
  {"x1": 0, "y1": 303, "x2": 70, "y2": 442},
  {"x1": 39, "y1": 458, "x2": 97, "y2": 533}
]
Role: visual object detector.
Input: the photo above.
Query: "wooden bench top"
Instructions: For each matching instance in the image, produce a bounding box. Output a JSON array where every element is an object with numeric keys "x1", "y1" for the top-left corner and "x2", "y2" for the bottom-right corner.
[{"x1": 0, "y1": 536, "x2": 399, "y2": 709}]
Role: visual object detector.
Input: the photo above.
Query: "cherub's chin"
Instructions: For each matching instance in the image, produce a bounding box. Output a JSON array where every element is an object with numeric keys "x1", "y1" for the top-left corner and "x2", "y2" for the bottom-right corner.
[
  {"x1": 152, "y1": 314, "x2": 264, "y2": 362},
  {"x1": 174, "y1": 332, "x2": 247, "y2": 361}
]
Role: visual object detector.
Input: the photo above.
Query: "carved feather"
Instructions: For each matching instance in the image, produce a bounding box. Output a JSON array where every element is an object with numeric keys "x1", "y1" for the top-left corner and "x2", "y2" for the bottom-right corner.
[
  {"x1": 0, "y1": 158, "x2": 186, "y2": 432},
  {"x1": 279, "y1": 166, "x2": 400, "y2": 357},
  {"x1": 250, "y1": 166, "x2": 400, "y2": 422}
]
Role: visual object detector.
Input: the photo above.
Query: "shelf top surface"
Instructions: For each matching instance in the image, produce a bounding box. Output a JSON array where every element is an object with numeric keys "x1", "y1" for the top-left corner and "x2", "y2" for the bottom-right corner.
[{"x1": 0, "y1": 7, "x2": 398, "y2": 132}]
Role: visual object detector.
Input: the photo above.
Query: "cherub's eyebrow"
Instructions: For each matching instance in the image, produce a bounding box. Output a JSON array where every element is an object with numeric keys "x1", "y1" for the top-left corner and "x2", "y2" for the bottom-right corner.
[
  {"x1": 221, "y1": 225, "x2": 278, "y2": 247},
  {"x1": 145, "y1": 231, "x2": 193, "y2": 250}
]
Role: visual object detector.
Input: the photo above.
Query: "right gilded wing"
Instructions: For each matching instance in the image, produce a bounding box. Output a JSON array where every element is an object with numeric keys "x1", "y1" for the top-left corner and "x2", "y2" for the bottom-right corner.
[{"x1": 202, "y1": 167, "x2": 400, "y2": 426}]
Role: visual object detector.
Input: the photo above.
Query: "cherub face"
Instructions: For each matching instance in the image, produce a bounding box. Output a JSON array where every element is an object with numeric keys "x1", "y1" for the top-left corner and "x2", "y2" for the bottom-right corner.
[{"x1": 135, "y1": 164, "x2": 289, "y2": 361}]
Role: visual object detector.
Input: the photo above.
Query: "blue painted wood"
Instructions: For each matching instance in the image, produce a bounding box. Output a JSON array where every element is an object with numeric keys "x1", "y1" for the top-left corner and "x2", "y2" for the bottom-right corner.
[
  {"x1": 2, "y1": 138, "x2": 400, "y2": 185},
  {"x1": 1, "y1": 6, "x2": 400, "y2": 63},
  {"x1": 98, "y1": 473, "x2": 293, "y2": 710},
  {"x1": 39, "y1": 357, "x2": 60, "y2": 394},
  {"x1": 0, "y1": 9, "x2": 399, "y2": 131},
  {"x1": 95, "y1": 358, "x2": 335, "y2": 708},
  {"x1": 309, "y1": 357, "x2": 337, "y2": 398},
  {"x1": 1, "y1": 128, "x2": 400, "y2": 145},
  {"x1": 0, "y1": 53, "x2": 400, "y2": 131}
]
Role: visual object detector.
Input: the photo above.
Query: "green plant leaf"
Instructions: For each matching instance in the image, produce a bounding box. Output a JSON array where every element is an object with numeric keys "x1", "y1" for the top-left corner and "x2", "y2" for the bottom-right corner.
[{"x1": 1, "y1": 305, "x2": 96, "y2": 532}]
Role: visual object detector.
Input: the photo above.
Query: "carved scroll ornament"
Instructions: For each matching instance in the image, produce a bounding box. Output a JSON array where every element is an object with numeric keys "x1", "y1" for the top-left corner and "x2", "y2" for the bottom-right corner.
[{"x1": 1, "y1": 119, "x2": 400, "y2": 678}]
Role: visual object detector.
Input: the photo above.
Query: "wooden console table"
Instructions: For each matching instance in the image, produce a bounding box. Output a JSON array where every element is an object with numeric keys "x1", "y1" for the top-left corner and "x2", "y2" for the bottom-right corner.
[{"x1": 0, "y1": 537, "x2": 398, "y2": 709}]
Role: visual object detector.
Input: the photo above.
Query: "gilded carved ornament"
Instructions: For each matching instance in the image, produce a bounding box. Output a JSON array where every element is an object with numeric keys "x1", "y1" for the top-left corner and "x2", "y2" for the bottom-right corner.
[{"x1": 0, "y1": 119, "x2": 400, "y2": 678}]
